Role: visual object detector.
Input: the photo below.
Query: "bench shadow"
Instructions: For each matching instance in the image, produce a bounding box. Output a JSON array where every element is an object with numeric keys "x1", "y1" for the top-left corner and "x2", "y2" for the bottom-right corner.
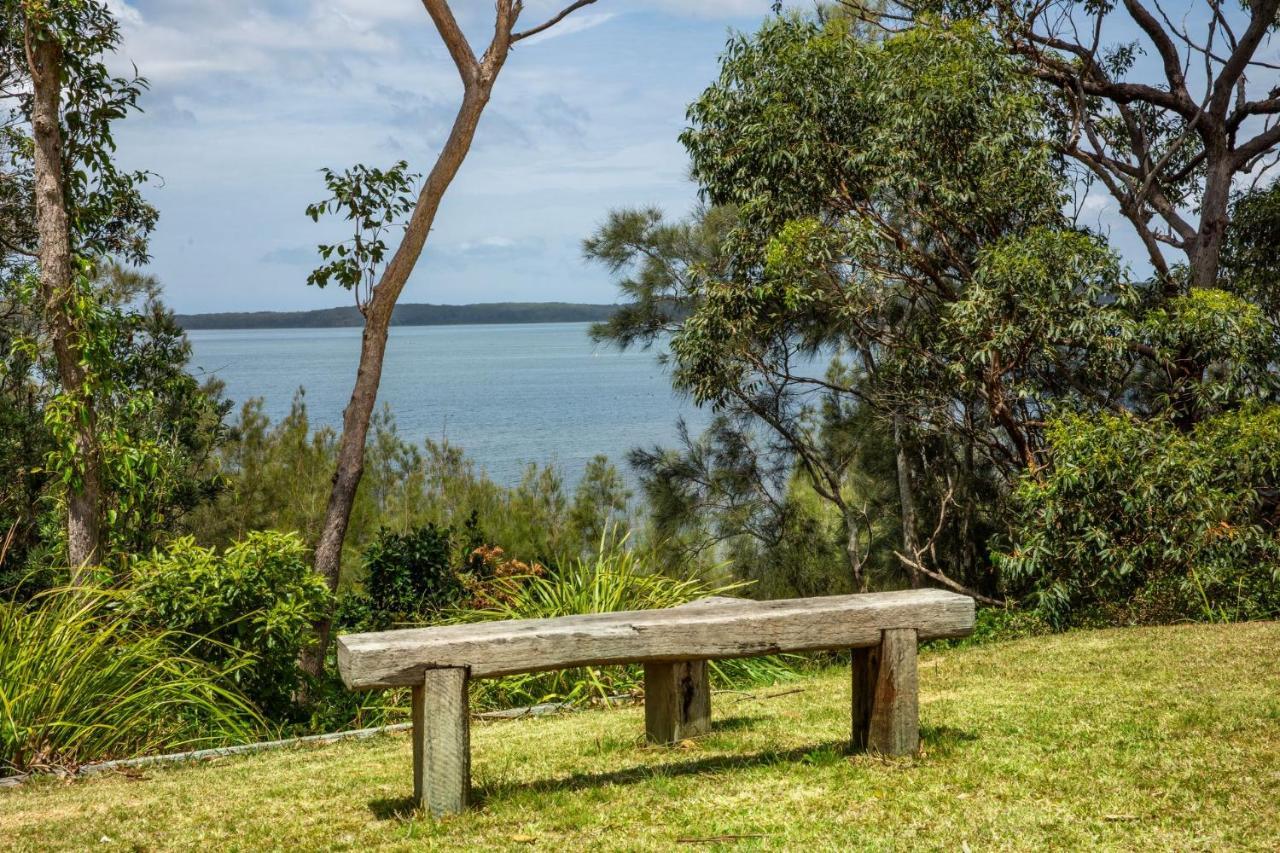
[
  {"x1": 368, "y1": 796, "x2": 418, "y2": 821},
  {"x1": 920, "y1": 724, "x2": 978, "y2": 743},
  {"x1": 366, "y1": 726, "x2": 980, "y2": 820},
  {"x1": 468, "y1": 740, "x2": 849, "y2": 808},
  {"x1": 710, "y1": 714, "x2": 762, "y2": 733}
]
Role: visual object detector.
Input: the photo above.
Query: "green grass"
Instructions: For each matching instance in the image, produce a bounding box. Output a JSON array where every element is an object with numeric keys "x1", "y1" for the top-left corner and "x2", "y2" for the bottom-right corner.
[{"x1": 4, "y1": 622, "x2": 1279, "y2": 850}]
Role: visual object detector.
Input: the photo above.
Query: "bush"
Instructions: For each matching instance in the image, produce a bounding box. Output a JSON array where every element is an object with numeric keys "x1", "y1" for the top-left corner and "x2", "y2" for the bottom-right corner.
[
  {"x1": 0, "y1": 586, "x2": 259, "y2": 774},
  {"x1": 128, "y1": 531, "x2": 332, "y2": 718},
  {"x1": 355, "y1": 521, "x2": 472, "y2": 629},
  {"x1": 453, "y1": 532, "x2": 799, "y2": 709},
  {"x1": 999, "y1": 406, "x2": 1280, "y2": 628}
]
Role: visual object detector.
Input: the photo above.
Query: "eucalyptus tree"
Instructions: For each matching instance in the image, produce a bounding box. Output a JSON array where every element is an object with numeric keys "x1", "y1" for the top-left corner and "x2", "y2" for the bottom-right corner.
[
  {"x1": 964, "y1": 0, "x2": 1280, "y2": 293},
  {"x1": 590, "y1": 17, "x2": 1130, "y2": 600},
  {"x1": 301, "y1": 0, "x2": 602, "y2": 674},
  {"x1": 842, "y1": 0, "x2": 1280, "y2": 426},
  {"x1": 3, "y1": 1, "x2": 156, "y2": 575}
]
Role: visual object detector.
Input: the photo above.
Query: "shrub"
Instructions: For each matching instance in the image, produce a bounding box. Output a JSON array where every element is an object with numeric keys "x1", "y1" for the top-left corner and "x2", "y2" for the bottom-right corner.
[
  {"x1": 0, "y1": 586, "x2": 259, "y2": 774},
  {"x1": 360, "y1": 522, "x2": 469, "y2": 626},
  {"x1": 999, "y1": 406, "x2": 1280, "y2": 628},
  {"x1": 336, "y1": 519, "x2": 486, "y2": 633},
  {"x1": 454, "y1": 531, "x2": 799, "y2": 709},
  {"x1": 128, "y1": 531, "x2": 332, "y2": 718}
]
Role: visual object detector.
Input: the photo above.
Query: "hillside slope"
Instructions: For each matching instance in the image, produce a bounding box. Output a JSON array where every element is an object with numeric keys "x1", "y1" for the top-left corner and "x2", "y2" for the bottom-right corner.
[{"x1": 4, "y1": 622, "x2": 1278, "y2": 850}]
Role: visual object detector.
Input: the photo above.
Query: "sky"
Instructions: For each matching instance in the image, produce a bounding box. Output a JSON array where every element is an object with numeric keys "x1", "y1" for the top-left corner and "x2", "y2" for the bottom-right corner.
[
  {"x1": 102, "y1": 1, "x2": 1279, "y2": 314},
  {"x1": 104, "y1": 0, "x2": 776, "y2": 314}
]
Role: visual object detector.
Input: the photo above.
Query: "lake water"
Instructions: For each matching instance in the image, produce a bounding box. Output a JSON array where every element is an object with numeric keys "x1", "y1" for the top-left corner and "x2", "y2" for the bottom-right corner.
[{"x1": 186, "y1": 323, "x2": 711, "y2": 485}]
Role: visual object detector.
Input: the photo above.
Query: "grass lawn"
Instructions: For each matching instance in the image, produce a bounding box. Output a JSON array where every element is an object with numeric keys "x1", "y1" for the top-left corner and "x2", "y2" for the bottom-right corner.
[{"x1": 4, "y1": 622, "x2": 1279, "y2": 851}]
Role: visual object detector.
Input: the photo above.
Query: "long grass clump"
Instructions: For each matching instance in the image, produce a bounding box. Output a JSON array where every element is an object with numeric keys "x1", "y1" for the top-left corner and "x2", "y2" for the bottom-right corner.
[
  {"x1": 0, "y1": 586, "x2": 261, "y2": 775},
  {"x1": 455, "y1": 533, "x2": 801, "y2": 709}
]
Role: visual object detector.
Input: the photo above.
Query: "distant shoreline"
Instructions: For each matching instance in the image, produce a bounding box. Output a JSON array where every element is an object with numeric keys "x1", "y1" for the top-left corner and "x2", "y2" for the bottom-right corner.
[{"x1": 175, "y1": 302, "x2": 620, "y2": 331}]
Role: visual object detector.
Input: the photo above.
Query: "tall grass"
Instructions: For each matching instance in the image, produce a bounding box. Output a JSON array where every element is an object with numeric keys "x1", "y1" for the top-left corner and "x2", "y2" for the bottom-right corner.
[
  {"x1": 456, "y1": 533, "x2": 800, "y2": 709},
  {"x1": 0, "y1": 586, "x2": 261, "y2": 775}
]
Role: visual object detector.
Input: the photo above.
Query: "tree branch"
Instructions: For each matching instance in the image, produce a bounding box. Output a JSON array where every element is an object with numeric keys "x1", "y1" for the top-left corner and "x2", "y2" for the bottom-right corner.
[
  {"x1": 1121, "y1": 0, "x2": 1194, "y2": 110},
  {"x1": 1212, "y1": 0, "x2": 1280, "y2": 115},
  {"x1": 511, "y1": 0, "x2": 599, "y2": 43},
  {"x1": 421, "y1": 0, "x2": 479, "y2": 86}
]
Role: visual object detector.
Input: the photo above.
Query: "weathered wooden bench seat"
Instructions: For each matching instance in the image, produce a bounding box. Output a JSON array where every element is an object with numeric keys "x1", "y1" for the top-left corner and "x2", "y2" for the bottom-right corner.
[{"x1": 337, "y1": 588, "x2": 974, "y2": 816}]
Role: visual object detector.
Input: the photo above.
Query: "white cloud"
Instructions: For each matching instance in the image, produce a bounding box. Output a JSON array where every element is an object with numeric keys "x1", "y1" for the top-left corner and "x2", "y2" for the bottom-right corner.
[
  {"x1": 105, "y1": 0, "x2": 404, "y2": 83},
  {"x1": 1079, "y1": 193, "x2": 1112, "y2": 213},
  {"x1": 517, "y1": 11, "x2": 619, "y2": 44},
  {"x1": 633, "y1": 0, "x2": 774, "y2": 18}
]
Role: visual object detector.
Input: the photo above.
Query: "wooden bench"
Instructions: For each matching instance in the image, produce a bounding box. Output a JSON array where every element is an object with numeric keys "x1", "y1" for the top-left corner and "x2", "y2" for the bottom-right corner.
[{"x1": 337, "y1": 588, "x2": 974, "y2": 816}]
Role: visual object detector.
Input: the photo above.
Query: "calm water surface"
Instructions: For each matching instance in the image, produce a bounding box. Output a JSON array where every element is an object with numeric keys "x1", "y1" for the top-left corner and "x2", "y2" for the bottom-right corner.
[{"x1": 186, "y1": 323, "x2": 710, "y2": 485}]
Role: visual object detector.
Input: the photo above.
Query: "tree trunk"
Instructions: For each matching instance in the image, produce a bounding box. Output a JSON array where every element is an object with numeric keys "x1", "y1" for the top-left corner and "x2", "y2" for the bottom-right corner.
[
  {"x1": 303, "y1": 66, "x2": 502, "y2": 678},
  {"x1": 27, "y1": 26, "x2": 102, "y2": 577},
  {"x1": 1189, "y1": 153, "x2": 1232, "y2": 291},
  {"x1": 843, "y1": 506, "x2": 866, "y2": 593},
  {"x1": 892, "y1": 415, "x2": 921, "y2": 589}
]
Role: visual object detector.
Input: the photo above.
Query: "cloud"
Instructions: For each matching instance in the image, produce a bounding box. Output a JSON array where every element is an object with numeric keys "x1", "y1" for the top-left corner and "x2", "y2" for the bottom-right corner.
[
  {"x1": 532, "y1": 93, "x2": 591, "y2": 137},
  {"x1": 139, "y1": 96, "x2": 198, "y2": 127},
  {"x1": 632, "y1": 0, "x2": 775, "y2": 18},
  {"x1": 517, "y1": 11, "x2": 619, "y2": 44},
  {"x1": 442, "y1": 236, "x2": 545, "y2": 259},
  {"x1": 260, "y1": 245, "x2": 318, "y2": 265},
  {"x1": 1078, "y1": 193, "x2": 1113, "y2": 214},
  {"x1": 105, "y1": 0, "x2": 404, "y2": 83},
  {"x1": 104, "y1": 0, "x2": 759, "y2": 312}
]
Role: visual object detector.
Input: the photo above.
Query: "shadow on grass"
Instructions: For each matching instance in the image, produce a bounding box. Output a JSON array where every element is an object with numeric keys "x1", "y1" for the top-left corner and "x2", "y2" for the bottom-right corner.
[
  {"x1": 710, "y1": 714, "x2": 763, "y2": 733},
  {"x1": 368, "y1": 796, "x2": 418, "y2": 821},
  {"x1": 918, "y1": 724, "x2": 979, "y2": 758},
  {"x1": 367, "y1": 726, "x2": 979, "y2": 820}
]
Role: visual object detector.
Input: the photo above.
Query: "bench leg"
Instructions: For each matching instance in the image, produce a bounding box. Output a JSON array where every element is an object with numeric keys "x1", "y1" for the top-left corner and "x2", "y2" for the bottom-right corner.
[
  {"x1": 412, "y1": 667, "x2": 470, "y2": 816},
  {"x1": 644, "y1": 660, "x2": 711, "y2": 744},
  {"x1": 851, "y1": 628, "x2": 919, "y2": 755}
]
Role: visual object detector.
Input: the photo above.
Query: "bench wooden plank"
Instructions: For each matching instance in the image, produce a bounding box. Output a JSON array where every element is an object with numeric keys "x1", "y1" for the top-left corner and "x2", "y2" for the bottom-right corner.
[{"x1": 337, "y1": 589, "x2": 973, "y2": 689}]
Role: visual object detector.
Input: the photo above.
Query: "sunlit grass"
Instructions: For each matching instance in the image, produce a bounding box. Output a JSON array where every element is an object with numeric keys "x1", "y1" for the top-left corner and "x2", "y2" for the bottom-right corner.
[{"x1": 3, "y1": 621, "x2": 1278, "y2": 850}]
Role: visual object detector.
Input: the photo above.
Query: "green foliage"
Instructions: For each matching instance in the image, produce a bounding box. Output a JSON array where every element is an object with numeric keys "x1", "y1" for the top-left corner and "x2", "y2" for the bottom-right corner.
[
  {"x1": 128, "y1": 532, "x2": 333, "y2": 718},
  {"x1": 180, "y1": 394, "x2": 337, "y2": 552},
  {"x1": 1140, "y1": 288, "x2": 1278, "y2": 412},
  {"x1": 5, "y1": 0, "x2": 158, "y2": 264},
  {"x1": 591, "y1": 8, "x2": 1280, "y2": 618},
  {"x1": 945, "y1": 227, "x2": 1136, "y2": 408},
  {"x1": 0, "y1": 585, "x2": 259, "y2": 774},
  {"x1": 0, "y1": 267, "x2": 228, "y2": 587},
  {"x1": 305, "y1": 161, "x2": 418, "y2": 306},
  {"x1": 185, "y1": 396, "x2": 634, "y2": 579},
  {"x1": 928, "y1": 605, "x2": 1050, "y2": 650},
  {"x1": 1222, "y1": 183, "x2": 1280, "y2": 322},
  {"x1": 999, "y1": 407, "x2": 1280, "y2": 628},
  {"x1": 347, "y1": 521, "x2": 478, "y2": 630},
  {"x1": 454, "y1": 532, "x2": 797, "y2": 709},
  {"x1": 584, "y1": 206, "x2": 731, "y2": 349},
  {"x1": 566, "y1": 455, "x2": 632, "y2": 556},
  {"x1": 588, "y1": 17, "x2": 1071, "y2": 597}
]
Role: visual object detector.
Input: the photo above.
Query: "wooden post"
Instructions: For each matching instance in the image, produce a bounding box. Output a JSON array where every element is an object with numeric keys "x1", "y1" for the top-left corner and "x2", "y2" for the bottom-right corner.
[
  {"x1": 412, "y1": 666, "x2": 470, "y2": 816},
  {"x1": 851, "y1": 628, "x2": 919, "y2": 755},
  {"x1": 644, "y1": 660, "x2": 711, "y2": 744}
]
